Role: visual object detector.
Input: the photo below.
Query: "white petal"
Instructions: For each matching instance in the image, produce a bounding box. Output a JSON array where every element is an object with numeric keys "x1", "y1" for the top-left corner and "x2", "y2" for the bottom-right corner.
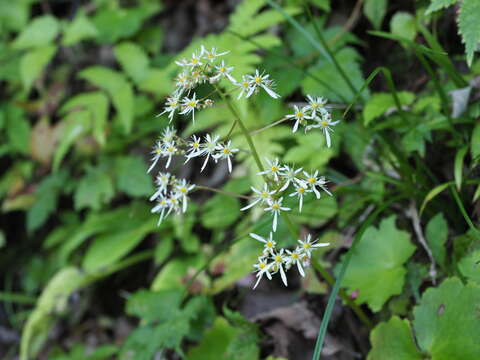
[
  {"x1": 297, "y1": 261, "x2": 305, "y2": 277},
  {"x1": 272, "y1": 212, "x2": 278, "y2": 232},
  {"x1": 279, "y1": 265, "x2": 288, "y2": 286}
]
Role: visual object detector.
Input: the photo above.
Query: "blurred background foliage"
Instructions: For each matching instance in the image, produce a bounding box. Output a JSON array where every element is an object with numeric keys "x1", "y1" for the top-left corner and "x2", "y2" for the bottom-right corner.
[{"x1": 1, "y1": 0, "x2": 480, "y2": 359}]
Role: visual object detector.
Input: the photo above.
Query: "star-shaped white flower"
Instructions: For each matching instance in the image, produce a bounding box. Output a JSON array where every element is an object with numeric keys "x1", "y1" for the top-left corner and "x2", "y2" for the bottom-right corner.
[
  {"x1": 298, "y1": 234, "x2": 329, "y2": 257},
  {"x1": 286, "y1": 105, "x2": 311, "y2": 133},
  {"x1": 303, "y1": 170, "x2": 332, "y2": 199},
  {"x1": 246, "y1": 69, "x2": 280, "y2": 99},
  {"x1": 213, "y1": 140, "x2": 239, "y2": 173},
  {"x1": 240, "y1": 184, "x2": 276, "y2": 211},
  {"x1": 257, "y1": 158, "x2": 282, "y2": 182},
  {"x1": 264, "y1": 197, "x2": 290, "y2": 232}
]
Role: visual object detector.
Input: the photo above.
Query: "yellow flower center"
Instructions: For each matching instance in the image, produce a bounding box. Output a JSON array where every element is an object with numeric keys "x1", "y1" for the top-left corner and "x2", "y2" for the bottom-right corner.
[
  {"x1": 266, "y1": 241, "x2": 273, "y2": 247},
  {"x1": 207, "y1": 53, "x2": 214, "y2": 59},
  {"x1": 223, "y1": 148, "x2": 231, "y2": 154},
  {"x1": 155, "y1": 148, "x2": 161, "y2": 154},
  {"x1": 261, "y1": 192, "x2": 268, "y2": 198},
  {"x1": 242, "y1": 82, "x2": 249, "y2": 88},
  {"x1": 220, "y1": 67, "x2": 226, "y2": 73},
  {"x1": 193, "y1": 142, "x2": 199, "y2": 148},
  {"x1": 259, "y1": 263, "x2": 266, "y2": 269},
  {"x1": 292, "y1": 253, "x2": 299, "y2": 259},
  {"x1": 298, "y1": 187, "x2": 305, "y2": 194},
  {"x1": 303, "y1": 243, "x2": 311, "y2": 249},
  {"x1": 272, "y1": 203, "x2": 280, "y2": 210},
  {"x1": 308, "y1": 177, "x2": 315, "y2": 184},
  {"x1": 167, "y1": 147, "x2": 174, "y2": 153},
  {"x1": 271, "y1": 166, "x2": 278, "y2": 172},
  {"x1": 192, "y1": 58, "x2": 198, "y2": 64},
  {"x1": 255, "y1": 76, "x2": 262, "y2": 83},
  {"x1": 275, "y1": 255, "x2": 282, "y2": 262},
  {"x1": 296, "y1": 112, "x2": 303, "y2": 118},
  {"x1": 188, "y1": 101, "x2": 197, "y2": 107},
  {"x1": 312, "y1": 103, "x2": 318, "y2": 108},
  {"x1": 180, "y1": 187, "x2": 187, "y2": 193},
  {"x1": 321, "y1": 120, "x2": 328, "y2": 127}
]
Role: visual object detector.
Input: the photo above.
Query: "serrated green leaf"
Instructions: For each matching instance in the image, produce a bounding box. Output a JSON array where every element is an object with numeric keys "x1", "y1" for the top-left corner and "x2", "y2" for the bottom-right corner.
[
  {"x1": 114, "y1": 41, "x2": 150, "y2": 83},
  {"x1": 78, "y1": 66, "x2": 134, "y2": 134},
  {"x1": 390, "y1": 12, "x2": 417, "y2": 42},
  {"x1": 62, "y1": 12, "x2": 98, "y2": 46},
  {"x1": 363, "y1": 92, "x2": 414, "y2": 125},
  {"x1": 364, "y1": 0, "x2": 387, "y2": 29},
  {"x1": 74, "y1": 166, "x2": 114, "y2": 211},
  {"x1": 61, "y1": 91, "x2": 109, "y2": 146},
  {"x1": 338, "y1": 215, "x2": 416, "y2": 312},
  {"x1": 27, "y1": 171, "x2": 68, "y2": 232},
  {"x1": 53, "y1": 110, "x2": 90, "y2": 171},
  {"x1": 425, "y1": 0, "x2": 457, "y2": 15},
  {"x1": 201, "y1": 194, "x2": 240, "y2": 229},
  {"x1": 425, "y1": 213, "x2": 448, "y2": 268},
  {"x1": 115, "y1": 155, "x2": 154, "y2": 197},
  {"x1": 413, "y1": 277, "x2": 480, "y2": 359},
  {"x1": 458, "y1": 0, "x2": 480, "y2": 66},
  {"x1": 368, "y1": 316, "x2": 422, "y2": 360},
  {"x1": 20, "y1": 45, "x2": 56, "y2": 91},
  {"x1": 458, "y1": 249, "x2": 480, "y2": 283},
  {"x1": 13, "y1": 15, "x2": 59, "y2": 49}
]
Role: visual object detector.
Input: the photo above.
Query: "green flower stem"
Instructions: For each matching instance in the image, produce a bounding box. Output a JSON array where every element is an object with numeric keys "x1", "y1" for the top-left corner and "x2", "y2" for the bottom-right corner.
[{"x1": 213, "y1": 84, "x2": 264, "y2": 172}]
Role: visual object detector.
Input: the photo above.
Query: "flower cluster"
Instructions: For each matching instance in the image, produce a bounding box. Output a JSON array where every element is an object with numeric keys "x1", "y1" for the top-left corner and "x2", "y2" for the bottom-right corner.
[
  {"x1": 150, "y1": 172, "x2": 195, "y2": 225},
  {"x1": 241, "y1": 158, "x2": 332, "y2": 231},
  {"x1": 251, "y1": 233, "x2": 329, "y2": 289},
  {"x1": 286, "y1": 95, "x2": 339, "y2": 147},
  {"x1": 147, "y1": 127, "x2": 239, "y2": 174},
  {"x1": 158, "y1": 45, "x2": 280, "y2": 123}
]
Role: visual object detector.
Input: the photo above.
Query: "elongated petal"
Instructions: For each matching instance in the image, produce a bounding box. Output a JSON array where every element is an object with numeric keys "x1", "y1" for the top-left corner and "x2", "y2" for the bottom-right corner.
[{"x1": 279, "y1": 265, "x2": 288, "y2": 286}]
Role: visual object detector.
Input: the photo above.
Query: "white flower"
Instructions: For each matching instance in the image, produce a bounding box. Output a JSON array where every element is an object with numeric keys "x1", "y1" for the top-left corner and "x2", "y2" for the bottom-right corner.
[
  {"x1": 174, "y1": 179, "x2": 195, "y2": 213},
  {"x1": 158, "y1": 95, "x2": 180, "y2": 122},
  {"x1": 148, "y1": 140, "x2": 163, "y2": 173},
  {"x1": 303, "y1": 170, "x2": 332, "y2": 199},
  {"x1": 161, "y1": 126, "x2": 177, "y2": 143},
  {"x1": 174, "y1": 72, "x2": 190, "y2": 94},
  {"x1": 298, "y1": 234, "x2": 329, "y2": 257},
  {"x1": 250, "y1": 232, "x2": 276, "y2": 255},
  {"x1": 150, "y1": 172, "x2": 171, "y2": 201},
  {"x1": 257, "y1": 158, "x2": 282, "y2": 182},
  {"x1": 306, "y1": 113, "x2": 339, "y2": 147},
  {"x1": 252, "y1": 257, "x2": 273, "y2": 289},
  {"x1": 151, "y1": 196, "x2": 169, "y2": 225},
  {"x1": 187, "y1": 51, "x2": 203, "y2": 67},
  {"x1": 286, "y1": 105, "x2": 311, "y2": 133},
  {"x1": 264, "y1": 197, "x2": 290, "y2": 232},
  {"x1": 180, "y1": 93, "x2": 200, "y2": 122},
  {"x1": 278, "y1": 165, "x2": 303, "y2": 191},
  {"x1": 240, "y1": 184, "x2": 276, "y2": 211},
  {"x1": 246, "y1": 69, "x2": 280, "y2": 99},
  {"x1": 161, "y1": 142, "x2": 178, "y2": 169},
  {"x1": 185, "y1": 135, "x2": 204, "y2": 162},
  {"x1": 237, "y1": 75, "x2": 252, "y2": 99},
  {"x1": 210, "y1": 60, "x2": 236, "y2": 83},
  {"x1": 213, "y1": 140, "x2": 239, "y2": 173},
  {"x1": 202, "y1": 46, "x2": 229, "y2": 62},
  {"x1": 306, "y1": 95, "x2": 328, "y2": 118},
  {"x1": 271, "y1": 249, "x2": 288, "y2": 286},
  {"x1": 289, "y1": 181, "x2": 310, "y2": 212},
  {"x1": 286, "y1": 248, "x2": 305, "y2": 277},
  {"x1": 174, "y1": 58, "x2": 189, "y2": 67},
  {"x1": 200, "y1": 134, "x2": 220, "y2": 172}
]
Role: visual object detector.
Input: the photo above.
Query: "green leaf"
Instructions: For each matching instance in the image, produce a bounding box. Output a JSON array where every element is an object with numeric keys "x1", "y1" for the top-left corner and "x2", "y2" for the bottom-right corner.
[
  {"x1": 61, "y1": 91, "x2": 109, "y2": 146},
  {"x1": 454, "y1": 146, "x2": 468, "y2": 190},
  {"x1": 114, "y1": 41, "x2": 150, "y2": 83},
  {"x1": 27, "y1": 171, "x2": 68, "y2": 232},
  {"x1": 458, "y1": 0, "x2": 480, "y2": 66},
  {"x1": 0, "y1": 230, "x2": 5, "y2": 249},
  {"x1": 458, "y1": 249, "x2": 480, "y2": 283},
  {"x1": 5, "y1": 105, "x2": 30, "y2": 154},
  {"x1": 115, "y1": 155, "x2": 154, "y2": 197},
  {"x1": 186, "y1": 317, "x2": 245, "y2": 360},
  {"x1": 13, "y1": 15, "x2": 59, "y2": 49},
  {"x1": 78, "y1": 66, "x2": 134, "y2": 134},
  {"x1": 338, "y1": 215, "x2": 416, "y2": 312},
  {"x1": 82, "y1": 216, "x2": 154, "y2": 272},
  {"x1": 310, "y1": 0, "x2": 330, "y2": 11},
  {"x1": 420, "y1": 181, "x2": 453, "y2": 215},
  {"x1": 0, "y1": 0, "x2": 32, "y2": 32},
  {"x1": 364, "y1": 0, "x2": 387, "y2": 29},
  {"x1": 287, "y1": 194, "x2": 338, "y2": 227},
  {"x1": 154, "y1": 237, "x2": 174, "y2": 264},
  {"x1": 74, "y1": 166, "x2": 114, "y2": 211},
  {"x1": 151, "y1": 254, "x2": 206, "y2": 291},
  {"x1": 53, "y1": 110, "x2": 90, "y2": 171},
  {"x1": 62, "y1": 12, "x2": 98, "y2": 46},
  {"x1": 201, "y1": 194, "x2": 241, "y2": 229},
  {"x1": 126, "y1": 289, "x2": 183, "y2": 323},
  {"x1": 302, "y1": 47, "x2": 369, "y2": 103},
  {"x1": 413, "y1": 277, "x2": 480, "y2": 359},
  {"x1": 284, "y1": 132, "x2": 335, "y2": 170},
  {"x1": 20, "y1": 267, "x2": 88, "y2": 360},
  {"x1": 425, "y1": 0, "x2": 457, "y2": 15},
  {"x1": 390, "y1": 12, "x2": 417, "y2": 42},
  {"x1": 363, "y1": 92, "x2": 414, "y2": 125},
  {"x1": 471, "y1": 124, "x2": 480, "y2": 162},
  {"x1": 425, "y1": 213, "x2": 448, "y2": 268},
  {"x1": 20, "y1": 45, "x2": 56, "y2": 91},
  {"x1": 368, "y1": 316, "x2": 422, "y2": 360}
]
